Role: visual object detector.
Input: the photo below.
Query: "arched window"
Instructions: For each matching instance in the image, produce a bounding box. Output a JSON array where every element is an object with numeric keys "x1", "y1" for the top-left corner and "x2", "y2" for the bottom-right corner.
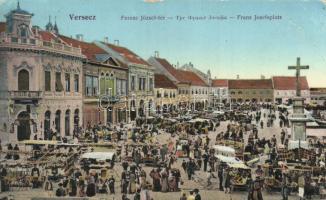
[
  {"x1": 74, "y1": 109, "x2": 79, "y2": 129},
  {"x1": 65, "y1": 110, "x2": 71, "y2": 136},
  {"x1": 18, "y1": 69, "x2": 29, "y2": 91},
  {"x1": 44, "y1": 111, "x2": 51, "y2": 140},
  {"x1": 20, "y1": 26, "x2": 27, "y2": 37},
  {"x1": 55, "y1": 110, "x2": 61, "y2": 133}
]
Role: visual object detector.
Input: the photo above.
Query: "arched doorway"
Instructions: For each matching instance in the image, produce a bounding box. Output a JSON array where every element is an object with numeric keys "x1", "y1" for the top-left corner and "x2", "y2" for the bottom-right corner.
[
  {"x1": 17, "y1": 111, "x2": 31, "y2": 141},
  {"x1": 55, "y1": 110, "x2": 61, "y2": 133},
  {"x1": 18, "y1": 69, "x2": 29, "y2": 91},
  {"x1": 139, "y1": 100, "x2": 144, "y2": 117},
  {"x1": 65, "y1": 110, "x2": 70, "y2": 136},
  {"x1": 44, "y1": 111, "x2": 51, "y2": 140},
  {"x1": 74, "y1": 109, "x2": 79, "y2": 130},
  {"x1": 130, "y1": 100, "x2": 136, "y2": 121},
  {"x1": 148, "y1": 99, "x2": 153, "y2": 115}
]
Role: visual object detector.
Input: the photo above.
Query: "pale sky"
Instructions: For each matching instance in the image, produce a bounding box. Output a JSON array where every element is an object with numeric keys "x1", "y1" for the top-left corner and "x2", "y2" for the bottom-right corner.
[{"x1": 1, "y1": 0, "x2": 326, "y2": 87}]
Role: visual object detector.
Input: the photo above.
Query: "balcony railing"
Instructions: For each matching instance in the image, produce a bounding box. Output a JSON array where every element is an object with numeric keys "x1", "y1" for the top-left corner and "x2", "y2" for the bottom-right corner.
[
  {"x1": 9, "y1": 91, "x2": 43, "y2": 99},
  {"x1": 0, "y1": 33, "x2": 82, "y2": 56}
]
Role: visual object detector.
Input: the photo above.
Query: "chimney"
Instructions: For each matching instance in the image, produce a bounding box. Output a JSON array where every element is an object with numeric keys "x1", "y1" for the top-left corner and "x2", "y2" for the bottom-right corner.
[
  {"x1": 154, "y1": 51, "x2": 159, "y2": 58},
  {"x1": 76, "y1": 34, "x2": 83, "y2": 41},
  {"x1": 114, "y1": 39, "x2": 119, "y2": 46},
  {"x1": 214, "y1": 76, "x2": 217, "y2": 79},
  {"x1": 261, "y1": 75, "x2": 265, "y2": 79},
  {"x1": 104, "y1": 37, "x2": 108, "y2": 43},
  {"x1": 236, "y1": 75, "x2": 240, "y2": 79}
]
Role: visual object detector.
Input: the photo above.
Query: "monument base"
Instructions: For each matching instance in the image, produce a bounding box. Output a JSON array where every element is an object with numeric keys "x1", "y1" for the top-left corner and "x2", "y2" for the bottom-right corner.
[{"x1": 288, "y1": 140, "x2": 309, "y2": 150}]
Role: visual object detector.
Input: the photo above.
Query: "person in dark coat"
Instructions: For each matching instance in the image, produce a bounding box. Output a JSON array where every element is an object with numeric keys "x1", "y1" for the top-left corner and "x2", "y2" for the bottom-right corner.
[
  {"x1": 69, "y1": 178, "x2": 77, "y2": 196},
  {"x1": 194, "y1": 188, "x2": 201, "y2": 200},
  {"x1": 253, "y1": 176, "x2": 264, "y2": 200},
  {"x1": 13, "y1": 144, "x2": 20, "y2": 160},
  {"x1": 6, "y1": 143, "x2": 13, "y2": 159},
  {"x1": 108, "y1": 175, "x2": 115, "y2": 194},
  {"x1": 187, "y1": 159, "x2": 196, "y2": 180},
  {"x1": 31, "y1": 164, "x2": 40, "y2": 188},
  {"x1": 218, "y1": 163, "x2": 224, "y2": 191},
  {"x1": 56, "y1": 183, "x2": 66, "y2": 197},
  {"x1": 202, "y1": 153, "x2": 209, "y2": 172}
]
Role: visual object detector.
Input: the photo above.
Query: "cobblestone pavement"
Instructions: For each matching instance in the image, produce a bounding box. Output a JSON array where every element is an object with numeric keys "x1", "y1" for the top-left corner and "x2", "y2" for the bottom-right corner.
[{"x1": 0, "y1": 109, "x2": 302, "y2": 200}]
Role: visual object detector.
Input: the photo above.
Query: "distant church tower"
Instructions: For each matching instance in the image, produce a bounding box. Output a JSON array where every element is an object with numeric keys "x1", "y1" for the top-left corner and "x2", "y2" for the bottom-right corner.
[
  {"x1": 5, "y1": 1, "x2": 34, "y2": 38},
  {"x1": 45, "y1": 16, "x2": 59, "y2": 34}
]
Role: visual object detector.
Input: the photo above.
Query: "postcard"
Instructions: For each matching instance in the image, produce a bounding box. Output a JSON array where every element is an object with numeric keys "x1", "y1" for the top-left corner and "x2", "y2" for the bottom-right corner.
[{"x1": 0, "y1": 0, "x2": 325, "y2": 200}]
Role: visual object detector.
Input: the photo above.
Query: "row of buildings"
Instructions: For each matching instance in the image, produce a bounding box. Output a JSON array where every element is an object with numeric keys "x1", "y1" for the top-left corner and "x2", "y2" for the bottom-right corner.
[{"x1": 0, "y1": 4, "x2": 324, "y2": 142}]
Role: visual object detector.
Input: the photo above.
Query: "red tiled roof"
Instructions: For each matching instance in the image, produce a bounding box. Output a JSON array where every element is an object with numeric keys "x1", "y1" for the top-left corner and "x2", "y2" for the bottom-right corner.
[
  {"x1": 229, "y1": 79, "x2": 273, "y2": 89},
  {"x1": 272, "y1": 76, "x2": 309, "y2": 90},
  {"x1": 154, "y1": 74, "x2": 177, "y2": 89},
  {"x1": 103, "y1": 42, "x2": 150, "y2": 66},
  {"x1": 38, "y1": 30, "x2": 58, "y2": 42},
  {"x1": 155, "y1": 57, "x2": 208, "y2": 87},
  {"x1": 0, "y1": 22, "x2": 6, "y2": 33},
  {"x1": 59, "y1": 35, "x2": 105, "y2": 60},
  {"x1": 212, "y1": 79, "x2": 228, "y2": 87}
]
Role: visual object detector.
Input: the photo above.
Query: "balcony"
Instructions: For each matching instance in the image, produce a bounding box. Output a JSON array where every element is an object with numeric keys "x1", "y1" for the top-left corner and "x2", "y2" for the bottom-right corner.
[
  {"x1": 9, "y1": 91, "x2": 43, "y2": 100},
  {"x1": 109, "y1": 96, "x2": 120, "y2": 103},
  {"x1": 0, "y1": 33, "x2": 83, "y2": 57}
]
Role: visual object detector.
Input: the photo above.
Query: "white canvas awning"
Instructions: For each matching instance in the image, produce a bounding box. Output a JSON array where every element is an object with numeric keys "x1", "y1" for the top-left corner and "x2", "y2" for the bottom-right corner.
[
  {"x1": 213, "y1": 145, "x2": 236, "y2": 157},
  {"x1": 81, "y1": 152, "x2": 115, "y2": 161},
  {"x1": 215, "y1": 155, "x2": 243, "y2": 164}
]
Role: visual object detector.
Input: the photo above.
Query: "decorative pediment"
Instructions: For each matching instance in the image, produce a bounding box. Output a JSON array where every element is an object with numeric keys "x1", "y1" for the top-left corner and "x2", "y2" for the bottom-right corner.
[
  {"x1": 55, "y1": 65, "x2": 62, "y2": 72},
  {"x1": 44, "y1": 63, "x2": 52, "y2": 71},
  {"x1": 13, "y1": 61, "x2": 33, "y2": 74},
  {"x1": 64, "y1": 66, "x2": 73, "y2": 73}
]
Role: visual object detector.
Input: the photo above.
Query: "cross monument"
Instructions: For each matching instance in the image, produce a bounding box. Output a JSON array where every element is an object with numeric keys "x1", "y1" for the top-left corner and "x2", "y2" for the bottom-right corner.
[{"x1": 287, "y1": 57, "x2": 310, "y2": 150}]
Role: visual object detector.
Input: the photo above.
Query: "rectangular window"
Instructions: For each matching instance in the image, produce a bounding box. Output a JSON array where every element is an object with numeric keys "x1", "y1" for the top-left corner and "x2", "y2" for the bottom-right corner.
[
  {"x1": 74, "y1": 74, "x2": 79, "y2": 92},
  {"x1": 116, "y1": 79, "x2": 121, "y2": 96},
  {"x1": 55, "y1": 72, "x2": 63, "y2": 92},
  {"x1": 86, "y1": 75, "x2": 92, "y2": 96},
  {"x1": 138, "y1": 78, "x2": 142, "y2": 91},
  {"x1": 45, "y1": 71, "x2": 51, "y2": 91},
  {"x1": 93, "y1": 76, "x2": 98, "y2": 96},
  {"x1": 131, "y1": 76, "x2": 135, "y2": 91},
  {"x1": 85, "y1": 75, "x2": 98, "y2": 96},
  {"x1": 65, "y1": 73, "x2": 70, "y2": 92},
  {"x1": 143, "y1": 78, "x2": 146, "y2": 91},
  {"x1": 121, "y1": 80, "x2": 126, "y2": 95},
  {"x1": 149, "y1": 78, "x2": 153, "y2": 91}
]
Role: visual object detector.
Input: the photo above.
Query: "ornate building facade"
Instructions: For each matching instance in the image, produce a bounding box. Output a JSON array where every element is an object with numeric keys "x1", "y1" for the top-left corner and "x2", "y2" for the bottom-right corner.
[
  {"x1": 0, "y1": 4, "x2": 84, "y2": 142},
  {"x1": 59, "y1": 36, "x2": 128, "y2": 126},
  {"x1": 95, "y1": 41, "x2": 155, "y2": 121}
]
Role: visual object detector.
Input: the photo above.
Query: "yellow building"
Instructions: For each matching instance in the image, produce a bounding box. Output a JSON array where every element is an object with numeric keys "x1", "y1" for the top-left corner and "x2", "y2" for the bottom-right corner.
[{"x1": 154, "y1": 74, "x2": 178, "y2": 113}]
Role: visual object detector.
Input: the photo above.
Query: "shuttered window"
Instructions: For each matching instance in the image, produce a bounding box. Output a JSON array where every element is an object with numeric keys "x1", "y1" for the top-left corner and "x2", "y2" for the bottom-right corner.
[
  {"x1": 45, "y1": 71, "x2": 51, "y2": 91},
  {"x1": 55, "y1": 72, "x2": 63, "y2": 92}
]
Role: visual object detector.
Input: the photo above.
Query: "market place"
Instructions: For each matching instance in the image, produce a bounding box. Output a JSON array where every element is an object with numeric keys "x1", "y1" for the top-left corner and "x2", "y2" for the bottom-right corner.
[{"x1": 0, "y1": 100, "x2": 326, "y2": 200}]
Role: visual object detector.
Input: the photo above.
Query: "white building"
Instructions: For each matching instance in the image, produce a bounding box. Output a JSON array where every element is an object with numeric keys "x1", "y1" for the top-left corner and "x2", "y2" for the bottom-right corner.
[
  {"x1": 272, "y1": 76, "x2": 310, "y2": 104},
  {"x1": 0, "y1": 4, "x2": 85, "y2": 142},
  {"x1": 211, "y1": 79, "x2": 229, "y2": 106}
]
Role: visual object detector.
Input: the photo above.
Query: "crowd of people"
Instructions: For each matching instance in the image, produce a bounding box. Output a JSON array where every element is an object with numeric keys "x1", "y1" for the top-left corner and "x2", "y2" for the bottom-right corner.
[{"x1": 0, "y1": 103, "x2": 326, "y2": 200}]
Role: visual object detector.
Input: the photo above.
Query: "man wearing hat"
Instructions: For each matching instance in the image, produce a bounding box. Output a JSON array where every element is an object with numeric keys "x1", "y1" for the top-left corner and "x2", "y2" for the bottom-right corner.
[
  {"x1": 194, "y1": 188, "x2": 201, "y2": 200},
  {"x1": 253, "y1": 176, "x2": 263, "y2": 200},
  {"x1": 55, "y1": 183, "x2": 66, "y2": 197}
]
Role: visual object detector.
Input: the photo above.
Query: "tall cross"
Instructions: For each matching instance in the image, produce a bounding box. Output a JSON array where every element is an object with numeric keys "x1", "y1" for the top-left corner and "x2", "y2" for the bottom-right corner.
[{"x1": 288, "y1": 57, "x2": 309, "y2": 97}]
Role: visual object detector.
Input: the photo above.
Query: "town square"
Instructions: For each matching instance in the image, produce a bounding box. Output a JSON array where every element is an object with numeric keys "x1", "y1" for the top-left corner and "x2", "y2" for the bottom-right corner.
[{"x1": 0, "y1": 1, "x2": 326, "y2": 200}]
